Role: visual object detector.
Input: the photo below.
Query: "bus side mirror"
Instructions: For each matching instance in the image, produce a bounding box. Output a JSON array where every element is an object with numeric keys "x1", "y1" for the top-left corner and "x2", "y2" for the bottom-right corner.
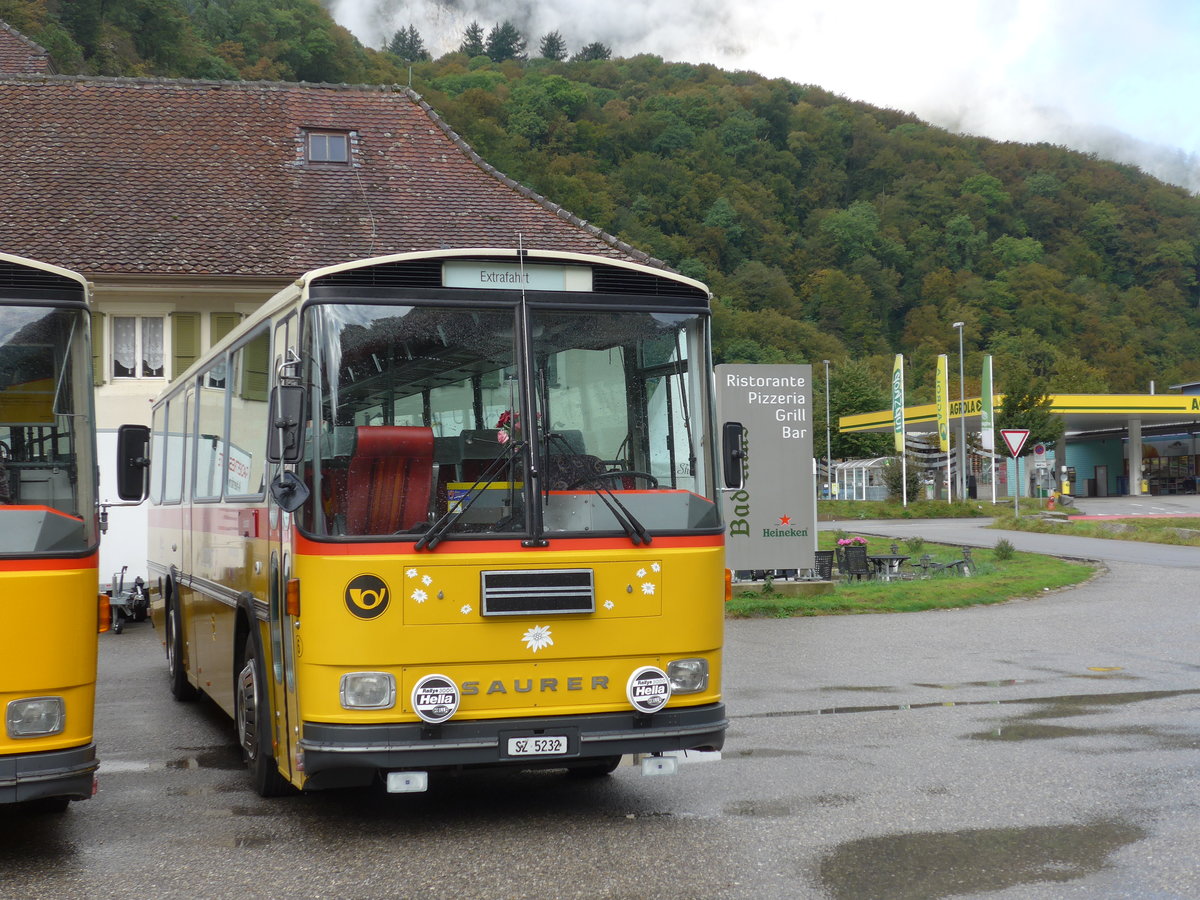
[
  {"x1": 266, "y1": 385, "x2": 306, "y2": 464},
  {"x1": 721, "y1": 422, "x2": 745, "y2": 489},
  {"x1": 116, "y1": 424, "x2": 151, "y2": 501}
]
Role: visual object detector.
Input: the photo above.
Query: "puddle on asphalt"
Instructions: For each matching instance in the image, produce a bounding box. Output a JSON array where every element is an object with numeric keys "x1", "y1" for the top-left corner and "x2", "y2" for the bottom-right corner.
[
  {"x1": 816, "y1": 820, "x2": 1146, "y2": 900},
  {"x1": 723, "y1": 747, "x2": 809, "y2": 759},
  {"x1": 167, "y1": 746, "x2": 243, "y2": 771},
  {"x1": 726, "y1": 792, "x2": 857, "y2": 818},
  {"x1": 967, "y1": 723, "x2": 1094, "y2": 741},
  {"x1": 738, "y1": 688, "x2": 1200, "y2": 721}
]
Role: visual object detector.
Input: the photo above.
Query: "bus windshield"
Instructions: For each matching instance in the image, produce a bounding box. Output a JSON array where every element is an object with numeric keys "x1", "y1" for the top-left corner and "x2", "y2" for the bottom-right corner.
[
  {"x1": 0, "y1": 304, "x2": 96, "y2": 553},
  {"x1": 298, "y1": 301, "x2": 719, "y2": 541}
]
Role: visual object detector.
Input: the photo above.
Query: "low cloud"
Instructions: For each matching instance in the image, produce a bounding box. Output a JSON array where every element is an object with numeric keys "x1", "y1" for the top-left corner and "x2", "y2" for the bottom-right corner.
[{"x1": 329, "y1": 0, "x2": 1199, "y2": 192}]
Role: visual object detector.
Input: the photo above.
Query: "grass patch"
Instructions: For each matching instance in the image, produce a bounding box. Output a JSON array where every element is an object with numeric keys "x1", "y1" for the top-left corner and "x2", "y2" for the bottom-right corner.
[
  {"x1": 819, "y1": 499, "x2": 992, "y2": 520},
  {"x1": 993, "y1": 513, "x2": 1200, "y2": 546},
  {"x1": 726, "y1": 531, "x2": 1096, "y2": 618}
]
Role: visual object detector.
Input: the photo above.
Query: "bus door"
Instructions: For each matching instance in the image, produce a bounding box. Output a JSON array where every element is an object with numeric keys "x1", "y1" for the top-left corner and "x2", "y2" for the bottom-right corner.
[
  {"x1": 267, "y1": 314, "x2": 299, "y2": 782},
  {"x1": 178, "y1": 384, "x2": 199, "y2": 675}
]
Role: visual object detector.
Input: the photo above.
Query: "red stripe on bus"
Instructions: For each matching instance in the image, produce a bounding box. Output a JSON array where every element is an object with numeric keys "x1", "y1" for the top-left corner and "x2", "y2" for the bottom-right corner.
[
  {"x1": 293, "y1": 533, "x2": 723, "y2": 556},
  {"x1": 0, "y1": 551, "x2": 99, "y2": 572},
  {"x1": 0, "y1": 505, "x2": 86, "y2": 521}
]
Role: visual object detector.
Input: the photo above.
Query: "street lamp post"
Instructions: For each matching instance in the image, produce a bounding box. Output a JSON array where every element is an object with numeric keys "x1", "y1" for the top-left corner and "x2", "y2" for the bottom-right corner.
[
  {"x1": 952, "y1": 321, "x2": 966, "y2": 500},
  {"x1": 823, "y1": 360, "x2": 832, "y2": 500}
]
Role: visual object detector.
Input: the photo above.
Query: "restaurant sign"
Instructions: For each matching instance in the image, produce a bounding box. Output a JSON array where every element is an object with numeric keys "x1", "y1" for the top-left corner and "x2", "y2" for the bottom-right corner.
[{"x1": 715, "y1": 364, "x2": 814, "y2": 571}]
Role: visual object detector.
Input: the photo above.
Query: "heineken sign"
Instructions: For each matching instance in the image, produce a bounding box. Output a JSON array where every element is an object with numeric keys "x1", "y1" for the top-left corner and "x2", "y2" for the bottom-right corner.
[{"x1": 716, "y1": 364, "x2": 815, "y2": 571}]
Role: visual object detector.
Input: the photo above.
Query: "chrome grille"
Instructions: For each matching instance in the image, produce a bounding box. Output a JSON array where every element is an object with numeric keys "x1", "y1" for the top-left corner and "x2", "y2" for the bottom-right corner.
[{"x1": 481, "y1": 569, "x2": 595, "y2": 616}]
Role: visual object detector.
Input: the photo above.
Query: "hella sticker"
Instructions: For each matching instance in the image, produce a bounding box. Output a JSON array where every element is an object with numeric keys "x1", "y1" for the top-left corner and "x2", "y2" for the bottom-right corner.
[
  {"x1": 626, "y1": 666, "x2": 672, "y2": 714},
  {"x1": 412, "y1": 674, "x2": 460, "y2": 724}
]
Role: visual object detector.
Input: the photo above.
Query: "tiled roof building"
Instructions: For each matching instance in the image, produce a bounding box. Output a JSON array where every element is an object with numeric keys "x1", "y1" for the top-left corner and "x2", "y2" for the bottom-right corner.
[
  {"x1": 0, "y1": 67, "x2": 664, "y2": 581},
  {"x1": 0, "y1": 21, "x2": 52, "y2": 74},
  {"x1": 0, "y1": 75, "x2": 650, "y2": 277}
]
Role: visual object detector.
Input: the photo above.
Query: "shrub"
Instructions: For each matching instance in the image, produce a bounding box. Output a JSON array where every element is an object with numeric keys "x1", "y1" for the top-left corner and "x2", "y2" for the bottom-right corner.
[
  {"x1": 904, "y1": 535, "x2": 925, "y2": 553},
  {"x1": 994, "y1": 538, "x2": 1015, "y2": 561}
]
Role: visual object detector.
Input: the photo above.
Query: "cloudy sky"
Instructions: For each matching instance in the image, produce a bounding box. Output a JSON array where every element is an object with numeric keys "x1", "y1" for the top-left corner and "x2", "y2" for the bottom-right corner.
[{"x1": 330, "y1": 0, "x2": 1200, "y2": 191}]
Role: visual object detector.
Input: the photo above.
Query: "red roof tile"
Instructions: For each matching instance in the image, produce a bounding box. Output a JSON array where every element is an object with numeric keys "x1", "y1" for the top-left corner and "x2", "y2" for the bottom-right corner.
[
  {"x1": 0, "y1": 75, "x2": 653, "y2": 277},
  {"x1": 0, "y1": 22, "x2": 52, "y2": 74}
]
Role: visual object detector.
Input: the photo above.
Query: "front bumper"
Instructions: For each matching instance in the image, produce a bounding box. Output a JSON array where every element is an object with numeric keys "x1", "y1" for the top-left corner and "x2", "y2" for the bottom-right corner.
[
  {"x1": 298, "y1": 703, "x2": 726, "y2": 790},
  {"x1": 0, "y1": 743, "x2": 97, "y2": 805}
]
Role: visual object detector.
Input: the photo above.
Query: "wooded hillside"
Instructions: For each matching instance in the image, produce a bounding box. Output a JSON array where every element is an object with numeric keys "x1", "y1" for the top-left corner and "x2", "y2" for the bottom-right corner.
[{"x1": 7, "y1": 0, "x2": 1200, "y2": 440}]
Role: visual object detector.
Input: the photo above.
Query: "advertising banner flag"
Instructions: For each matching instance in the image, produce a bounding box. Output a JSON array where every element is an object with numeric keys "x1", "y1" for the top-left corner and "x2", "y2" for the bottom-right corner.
[
  {"x1": 891, "y1": 354, "x2": 905, "y2": 452},
  {"x1": 980, "y1": 355, "x2": 995, "y2": 452},
  {"x1": 936, "y1": 354, "x2": 950, "y2": 452}
]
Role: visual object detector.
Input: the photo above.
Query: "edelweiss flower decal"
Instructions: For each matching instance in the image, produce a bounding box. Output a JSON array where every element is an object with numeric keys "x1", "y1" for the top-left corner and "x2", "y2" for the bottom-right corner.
[
  {"x1": 521, "y1": 625, "x2": 554, "y2": 653},
  {"x1": 460, "y1": 604, "x2": 473, "y2": 615},
  {"x1": 411, "y1": 588, "x2": 428, "y2": 604},
  {"x1": 632, "y1": 561, "x2": 662, "y2": 599}
]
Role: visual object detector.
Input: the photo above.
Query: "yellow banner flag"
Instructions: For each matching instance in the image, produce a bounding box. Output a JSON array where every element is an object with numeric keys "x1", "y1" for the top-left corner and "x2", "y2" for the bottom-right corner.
[{"x1": 936, "y1": 354, "x2": 950, "y2": 452}]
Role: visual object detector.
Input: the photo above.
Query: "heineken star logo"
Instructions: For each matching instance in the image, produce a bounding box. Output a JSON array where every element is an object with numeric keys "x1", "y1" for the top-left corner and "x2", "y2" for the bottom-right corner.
[{"x1": 778, "y1": 514, "x2": 792, "y2": 525}]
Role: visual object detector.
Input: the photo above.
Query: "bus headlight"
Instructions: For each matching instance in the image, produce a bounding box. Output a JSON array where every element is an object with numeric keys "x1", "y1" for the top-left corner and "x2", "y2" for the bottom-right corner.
[
  {"x1": 6, "y1": 697, "x2": 66, "y2": 738},
  {"x1": 340, "y1": 673, "x2": 396, "y2": 710},
  {"x1": 667, "y1": 658, "x2": 709, "y2": 694}
]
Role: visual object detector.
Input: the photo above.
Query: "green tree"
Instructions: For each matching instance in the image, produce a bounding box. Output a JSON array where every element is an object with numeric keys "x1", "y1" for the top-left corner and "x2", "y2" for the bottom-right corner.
[
  {"x1": 881, "y1": 454, "x2": 923, "y2": 501},
  {"x1": 458, "y1": 20, "x2": 485, "y2": 57},
  {"x1": 538, "y1": 30, "x2": 567, "y2": 61},
  {"x1": 829, "y1": 359, "x2": 892, "y2": 459},
  {"x1": 572, "y1": 41, "x2": 612, "y2": 62},
  {"x1": 387, "y1": 24, "x2": 428, "y2": 61},
  {"x1": 996, "y1": 368, "x2": 1064, "y2": 448},
  {"x1": 485, "y1": 20, "x2": 525, "y2": 61}
]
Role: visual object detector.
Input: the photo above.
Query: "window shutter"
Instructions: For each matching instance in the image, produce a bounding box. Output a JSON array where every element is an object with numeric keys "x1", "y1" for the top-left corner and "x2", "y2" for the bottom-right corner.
[
  {"x1": 171, "y1": 312, "x2": 200, "y2": 379},
  {"x1": 210, "y1": 312, "x2": 241, "y2": 348},
  {"x1": 90, "y1": 310, "x2": 105, "y2": 387},
  {"x1": 240, "y1": 332, "x2": 270, "y2": 401}
]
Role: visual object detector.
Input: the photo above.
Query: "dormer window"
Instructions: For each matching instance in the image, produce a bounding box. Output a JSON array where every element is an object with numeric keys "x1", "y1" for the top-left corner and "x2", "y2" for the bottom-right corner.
[{"x1": 306, "y1": 130, "x2": 349, "y2": 164}]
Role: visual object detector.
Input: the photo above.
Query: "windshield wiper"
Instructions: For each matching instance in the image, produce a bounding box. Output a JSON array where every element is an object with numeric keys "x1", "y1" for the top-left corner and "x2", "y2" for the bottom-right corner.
[
  {"x1": 415, "y1": 439, "x2": 523, "y2": 551},
  {"x1": 545, "y1": 433, "x2": 651, "y2": 546}
]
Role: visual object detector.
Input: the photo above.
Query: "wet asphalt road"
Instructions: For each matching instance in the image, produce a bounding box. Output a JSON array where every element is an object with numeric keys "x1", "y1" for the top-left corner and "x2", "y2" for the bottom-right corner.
[{"x1": 4, "y1": 517, "x2": 1200, "y2": 899}]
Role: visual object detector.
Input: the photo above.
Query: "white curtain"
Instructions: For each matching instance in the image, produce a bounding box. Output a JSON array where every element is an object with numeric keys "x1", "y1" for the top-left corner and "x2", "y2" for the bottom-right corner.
[
  {"x1": 142, "y1": 317, "x2": 164, "y2": 373},
  {"x1": 113, "y1": 317, "x2": 136, "y2": 371}
]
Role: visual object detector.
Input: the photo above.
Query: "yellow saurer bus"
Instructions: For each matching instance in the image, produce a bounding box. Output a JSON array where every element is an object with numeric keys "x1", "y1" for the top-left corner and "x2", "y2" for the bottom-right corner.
[
  {"x1": 119, "y1": 249, "x2": 730, "y2": 796},
  {"x1": 1, "y1": 252, "x2": 103, "y2": 813}
]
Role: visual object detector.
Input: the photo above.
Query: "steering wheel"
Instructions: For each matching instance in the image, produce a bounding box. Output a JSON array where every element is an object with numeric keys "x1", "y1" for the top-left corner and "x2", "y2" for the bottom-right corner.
[{"x1": 566, "y1": 470, "x2": 659, "y2": 490}]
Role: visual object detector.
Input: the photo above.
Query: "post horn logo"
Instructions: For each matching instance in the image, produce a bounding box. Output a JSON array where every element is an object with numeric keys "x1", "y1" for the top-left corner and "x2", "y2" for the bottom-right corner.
[{"x1": 345, "y1": 574, "x2": 390, "y2": 619}]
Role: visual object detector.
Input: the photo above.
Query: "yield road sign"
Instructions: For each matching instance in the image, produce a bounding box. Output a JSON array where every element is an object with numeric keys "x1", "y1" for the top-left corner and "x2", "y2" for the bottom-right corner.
[{"x1": 1000, "y1": 428, "x2": 1030, "y2": 457}]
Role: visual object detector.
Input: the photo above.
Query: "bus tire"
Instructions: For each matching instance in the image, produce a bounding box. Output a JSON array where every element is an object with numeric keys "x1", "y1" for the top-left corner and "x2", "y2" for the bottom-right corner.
[
  {"x1": 566, "y1": 755, "x2": 622, "y2": 778},
  {"x1": 166, "y1": 600, "x2": 197, "y2": 702},
  {"x1": 236, "y1": 633, "x2": 293, "y2": 798}
]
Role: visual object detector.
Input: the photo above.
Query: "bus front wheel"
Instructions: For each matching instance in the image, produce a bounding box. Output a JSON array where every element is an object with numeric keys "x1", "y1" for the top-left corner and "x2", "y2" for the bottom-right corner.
[
  {"x1": 236, "y1": 633, "x2": 293, "y2": 798},
  {"x1": 166, "y1": 600, "x2": 197, "y2": 702}
]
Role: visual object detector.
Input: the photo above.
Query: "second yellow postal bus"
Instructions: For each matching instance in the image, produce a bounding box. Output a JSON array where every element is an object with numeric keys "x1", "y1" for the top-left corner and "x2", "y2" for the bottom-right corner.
[
  {"x1": 119, "y1": 248, "x2": 729, "y2": 796},
  {"x1": 1, "y1": 251, "x2": 103, "y2": 813}
]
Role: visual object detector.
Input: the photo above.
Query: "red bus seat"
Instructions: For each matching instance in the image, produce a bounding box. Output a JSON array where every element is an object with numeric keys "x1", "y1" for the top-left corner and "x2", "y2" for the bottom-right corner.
[{"x1": 344, "y1": 426, "x2": 434, "y2": 534}]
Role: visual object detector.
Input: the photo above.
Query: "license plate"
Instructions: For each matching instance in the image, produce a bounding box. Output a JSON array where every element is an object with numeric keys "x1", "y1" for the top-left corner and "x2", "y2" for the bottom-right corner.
[{"x1": 506, "y1": 735, "x2": 568, "y2": 756}]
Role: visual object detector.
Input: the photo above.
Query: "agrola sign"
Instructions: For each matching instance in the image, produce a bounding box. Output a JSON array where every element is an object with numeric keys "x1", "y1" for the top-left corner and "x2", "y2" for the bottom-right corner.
[{"x1": 715, "y1": 364, "x2": 815, "y2": 571}]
